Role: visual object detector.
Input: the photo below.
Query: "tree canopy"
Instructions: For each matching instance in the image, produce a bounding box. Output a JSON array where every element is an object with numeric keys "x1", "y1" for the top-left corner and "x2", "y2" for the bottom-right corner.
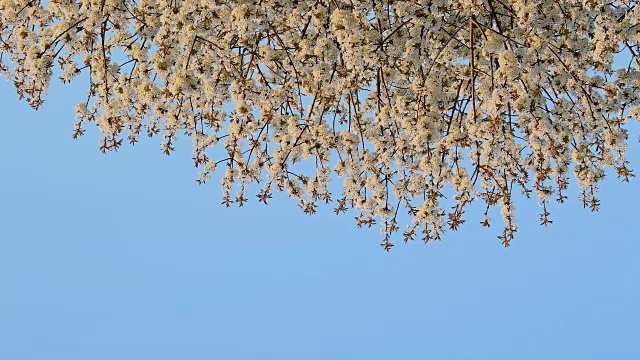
[{"x1": 1, "y1": 0, "x2": 639, "y2": 249}]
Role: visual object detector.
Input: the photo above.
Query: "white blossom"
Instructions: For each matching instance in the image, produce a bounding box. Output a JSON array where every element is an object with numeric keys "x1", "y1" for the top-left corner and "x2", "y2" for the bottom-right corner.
[{"x1": 1, "y1": 0, "x2": 639, "y2": 249}]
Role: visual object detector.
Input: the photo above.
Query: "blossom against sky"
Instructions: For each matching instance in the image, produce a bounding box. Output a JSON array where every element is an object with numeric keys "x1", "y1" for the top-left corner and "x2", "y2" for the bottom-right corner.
[{"x1": 1, "y1": 77, "x2": 639, "y2": 359}]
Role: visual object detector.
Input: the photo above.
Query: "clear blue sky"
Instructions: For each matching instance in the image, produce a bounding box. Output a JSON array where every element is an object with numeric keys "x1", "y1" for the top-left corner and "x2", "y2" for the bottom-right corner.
[{"x1": 1, "y1": 74, "x2": 639, "y2": 359}]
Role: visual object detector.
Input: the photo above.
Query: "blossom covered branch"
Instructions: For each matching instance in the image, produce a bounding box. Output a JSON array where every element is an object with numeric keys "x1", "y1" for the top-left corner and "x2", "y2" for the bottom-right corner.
[{"x1": 1, "y1": 0, "x2": 639, "y2": 249}]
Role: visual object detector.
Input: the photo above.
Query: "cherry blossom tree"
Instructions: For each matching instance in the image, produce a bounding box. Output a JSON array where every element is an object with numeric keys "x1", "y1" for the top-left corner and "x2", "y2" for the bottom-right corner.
[{"x1": 2, "y1": 0, "x2": 639, "y2": 249}]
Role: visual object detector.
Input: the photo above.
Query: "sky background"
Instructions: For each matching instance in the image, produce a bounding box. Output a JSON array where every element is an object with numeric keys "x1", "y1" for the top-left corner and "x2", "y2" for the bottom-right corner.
[{"x1": 1, "y1": 70, "x2": 639, "y2": 359}]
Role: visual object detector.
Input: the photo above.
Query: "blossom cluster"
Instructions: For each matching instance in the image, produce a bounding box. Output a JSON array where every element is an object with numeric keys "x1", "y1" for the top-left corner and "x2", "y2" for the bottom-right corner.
[{"x1": 2, "y1": 0, "x2": 638, "y2": 249}]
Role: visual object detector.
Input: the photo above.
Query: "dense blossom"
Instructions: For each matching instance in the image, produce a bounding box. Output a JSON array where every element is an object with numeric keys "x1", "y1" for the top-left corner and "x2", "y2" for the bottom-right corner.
[{"x1": 2, "y1": 0, "x2": 639, "y2": 249}]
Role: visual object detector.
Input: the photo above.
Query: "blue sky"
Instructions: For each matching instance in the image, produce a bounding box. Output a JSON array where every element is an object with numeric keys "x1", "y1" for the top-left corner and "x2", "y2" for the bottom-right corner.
[{"x1": 1, "y1": 73, "x2": 639, "y2": 359}]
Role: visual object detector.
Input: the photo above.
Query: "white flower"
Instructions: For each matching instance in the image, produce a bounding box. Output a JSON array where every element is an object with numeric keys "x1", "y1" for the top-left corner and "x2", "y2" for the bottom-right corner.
[{"x1": 1, "y1": 0, "x2": 637, "y2": 248}]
